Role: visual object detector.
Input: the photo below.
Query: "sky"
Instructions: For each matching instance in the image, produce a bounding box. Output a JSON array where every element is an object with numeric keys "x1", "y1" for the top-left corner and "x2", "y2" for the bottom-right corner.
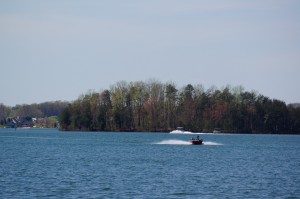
[{"x1": 0, "y1": 0, "x2": 300, "y2": 106}]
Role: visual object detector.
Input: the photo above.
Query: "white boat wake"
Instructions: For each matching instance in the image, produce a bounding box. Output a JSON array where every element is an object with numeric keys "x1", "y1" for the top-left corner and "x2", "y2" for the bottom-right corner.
[
  {"x1": 154, "y1": 139, "x2": 223, "y2": 145},
  {"x1": 154, "y1": 139, "x2": 191, "y2": 145},
  {"x1": 169, "y1": 132, "x2": 206, "y2": 134},
  {"x1": 203, "y1": 141, "x2": 223, "y2": 145}
]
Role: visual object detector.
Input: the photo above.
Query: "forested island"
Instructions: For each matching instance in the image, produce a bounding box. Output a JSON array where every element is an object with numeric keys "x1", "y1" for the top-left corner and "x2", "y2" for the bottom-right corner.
[
  {"x1": 1, "y1": 80, "x2": 299, "y2": 133},
  {"x1": 59, "y1": 80, "x2": 300, "y2": 134}
]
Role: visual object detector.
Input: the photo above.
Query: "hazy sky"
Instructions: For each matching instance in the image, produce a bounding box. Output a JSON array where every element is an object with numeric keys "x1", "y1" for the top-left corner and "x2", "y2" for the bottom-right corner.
[{"x1": 1, "y1": 0, "x2": 299, "y2": 106}]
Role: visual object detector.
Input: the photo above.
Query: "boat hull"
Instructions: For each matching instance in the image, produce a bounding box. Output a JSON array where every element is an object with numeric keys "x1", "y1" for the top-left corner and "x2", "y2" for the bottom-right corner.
[
  {"x1": 170, "y1": 127, "x2": 192, "y2": 134},
  {"x1": 190, "y1": 139, "x2": 203, "y2": 145}
]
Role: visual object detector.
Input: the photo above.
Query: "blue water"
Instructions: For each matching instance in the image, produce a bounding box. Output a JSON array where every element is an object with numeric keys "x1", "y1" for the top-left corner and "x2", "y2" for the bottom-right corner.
[{"x1": 1, "y1": 128, "x2": 300, "y2": 198}]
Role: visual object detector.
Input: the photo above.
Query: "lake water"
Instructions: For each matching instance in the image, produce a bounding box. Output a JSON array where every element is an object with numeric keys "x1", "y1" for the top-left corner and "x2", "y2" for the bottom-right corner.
[{"x1": 1, "y1": 128, "x2": 300, "y2": 199}]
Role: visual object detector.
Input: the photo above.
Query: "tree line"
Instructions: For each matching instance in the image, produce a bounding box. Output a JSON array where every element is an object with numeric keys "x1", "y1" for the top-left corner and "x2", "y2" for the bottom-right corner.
[{"x1": 59, "y1": 80, "x2": 300, "y2": 133}]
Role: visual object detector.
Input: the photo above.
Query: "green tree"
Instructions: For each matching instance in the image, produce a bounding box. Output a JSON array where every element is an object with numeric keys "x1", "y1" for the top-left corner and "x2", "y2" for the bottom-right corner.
[
  {"x1": 59, "y1": 104, "x2": 71, "y2": 130},
  {"x1": 165, "y1": 83, "x2": 178, "y2": 130},
  {"x1": 177, "y1": 84, "x2": 196, "y2": 130}
]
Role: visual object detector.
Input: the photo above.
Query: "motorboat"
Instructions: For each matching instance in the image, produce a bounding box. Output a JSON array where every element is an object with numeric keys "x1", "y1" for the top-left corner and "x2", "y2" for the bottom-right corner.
[
  {"x1": 213, "y1": 129, "x2": 221, "y2": 133},
  {"x1": 169, "y1": 127, "x2": 192, "y2": 134},
  {"x1": 189, "y1": 137, "x2": 203, "y2": 145}
]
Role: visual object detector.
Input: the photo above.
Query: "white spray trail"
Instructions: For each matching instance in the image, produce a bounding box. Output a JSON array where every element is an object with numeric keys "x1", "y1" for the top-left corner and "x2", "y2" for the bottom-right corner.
[
  {"x1": 203, "y1": 141, "x2": 223, "y2": 145},
  {"x1": 154, "y1": 139, "x2": 223, "y2": 145},
  {"x1": 154, "y1": 139, "x2": 191, "y2": 145}
]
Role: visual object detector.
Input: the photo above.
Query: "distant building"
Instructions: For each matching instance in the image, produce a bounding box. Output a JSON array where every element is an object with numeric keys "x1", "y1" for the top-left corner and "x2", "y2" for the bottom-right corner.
[
  {"x1": 6, "y1": 118, "x2": 17, "y2": 128},
  {"x1": 289, "y1": 103, "x2": 300, "y2": 108},
  {"x1": 6, "y1": 117, "x2": 34, "y2": 128}
]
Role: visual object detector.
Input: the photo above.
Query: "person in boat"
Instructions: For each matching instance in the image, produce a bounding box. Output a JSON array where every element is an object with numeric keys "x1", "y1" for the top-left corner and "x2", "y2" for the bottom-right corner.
[{"x1": 196, "y1": 136, "x2": 199, "y2": 140}]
